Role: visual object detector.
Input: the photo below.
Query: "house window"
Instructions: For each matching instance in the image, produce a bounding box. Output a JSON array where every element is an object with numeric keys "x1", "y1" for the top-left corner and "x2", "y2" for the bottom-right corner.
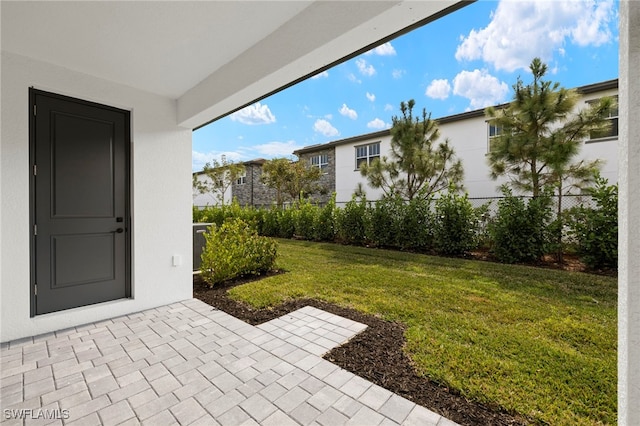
[
  {"x1": 355, "y1": 142, "x2": 380, "y2": 168},
  {"x1": 236, "y1": 172, "x2": 246, "y2": 185},
  {"x1": 589, "y1": 96, "x2": 618, "y2": 141},
  {"x1": 487, "y1": 122, "x2": 502, "y2": 153},
  {"x1": 310, "y1": 154, "x2": 329, "y2": 171}
]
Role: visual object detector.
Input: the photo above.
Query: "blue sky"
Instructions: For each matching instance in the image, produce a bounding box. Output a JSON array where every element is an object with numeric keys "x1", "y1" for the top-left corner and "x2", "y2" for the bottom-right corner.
[{"x1": 192, "y1": 0, "x2": 619, "y2": 171}]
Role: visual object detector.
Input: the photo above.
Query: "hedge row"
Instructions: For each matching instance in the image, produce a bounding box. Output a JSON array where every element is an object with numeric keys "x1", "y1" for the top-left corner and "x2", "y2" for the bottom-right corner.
[{"x1": 194, "y1": 179, "x2": 618, "y2": 269}]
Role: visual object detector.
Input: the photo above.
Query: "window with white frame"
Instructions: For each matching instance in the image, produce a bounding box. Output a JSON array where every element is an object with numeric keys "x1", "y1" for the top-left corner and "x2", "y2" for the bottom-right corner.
[
  {"x1": 236, "y1": 172, "x2": 246, "y2": 185},
  {"x1": 487, "y1": 122, "x2": 503, "y2": 153},
  {"x1": 588, "y1": 96, "x2": 618, "y2": 141},
  {"x1": 310, "y1": 153, "x2": 329, "y2": 171},
  {"x1": 355, "y1": 142, "x2": 380, "y2": 169}
]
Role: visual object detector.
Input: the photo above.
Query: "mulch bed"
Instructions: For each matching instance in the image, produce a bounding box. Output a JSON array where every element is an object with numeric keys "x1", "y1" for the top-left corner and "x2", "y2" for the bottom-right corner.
[{"x1": 193, "y1": 273, "x2": 530, "y2": 426}]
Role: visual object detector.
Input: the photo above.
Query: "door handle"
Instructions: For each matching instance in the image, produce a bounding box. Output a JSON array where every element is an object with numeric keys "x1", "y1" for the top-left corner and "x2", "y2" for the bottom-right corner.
[{"x1": 116, "y1": 228, "x2": 124, "y2": 233}]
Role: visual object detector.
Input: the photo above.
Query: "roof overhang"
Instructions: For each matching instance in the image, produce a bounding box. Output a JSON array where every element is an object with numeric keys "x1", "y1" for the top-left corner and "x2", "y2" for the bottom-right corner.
[{"x1": 1, "y1": 1, "x2": 470, "y2": 129}]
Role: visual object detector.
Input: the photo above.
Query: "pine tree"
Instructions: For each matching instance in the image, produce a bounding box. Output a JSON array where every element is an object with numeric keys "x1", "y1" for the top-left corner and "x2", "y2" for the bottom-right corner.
[
  {"x1": 360, "y1": 99, "x2": 463, "y2": 200},
  {"x1": 486, "y1": 58, "x2": 614, "y2": 262},
  {"x1": 486, "y1": 58, "x2": 613, "y2": 198}
]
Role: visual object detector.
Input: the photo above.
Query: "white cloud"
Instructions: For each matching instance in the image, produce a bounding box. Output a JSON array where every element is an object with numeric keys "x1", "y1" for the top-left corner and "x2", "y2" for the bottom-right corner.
[
  {"x1": 365, "y1": 42, "x2": 397, "y2": 56},
  {"x1": 252, "y1": 140, "x2": 303, "y2": 157},
  {"x1": 425, "y1": 79, "x2": 452, "y2": 100},
  {"x1": 192, "y1": 150, "x2": 245, "y2": 172},
  {"x1": 311, "y1": 70, "x2": 329, "y2": 79},
  {"x1": 230, "y1": 102, "x2": 276, "y2": 125},
  {"x1": 384, "y1": 104, "x2": 394, "y2": 112},
  {"x1": 366, "y1": 92, "x2": 376, "y2": 102},
  {"x1": 367, "y1": 118, "x2": 388, "y2": 129},
  {"x1": 313, "y1": 119, "x2": 339, "y2": 137},
  {"x1": 347, "y1": 73, "x2": 362, "y2": 84},
  {"x1": 324, "y1": 114, "x2": 333, "y2": 120},
  {"x1": 339, "y1": 104, "x2": 358, "y2": 120},
  {"x1": 356, "y1": 58, "x2": 376, "y2": 77},
  {"x1": 455, "y1": 0, "x2": 616, "y2": 72},
  {"x1": 452, "y1": 69, "x2": 509, "y2": 110},
  {"x1": 392, "y1": 69, "x2": 406, "y2": 79}
]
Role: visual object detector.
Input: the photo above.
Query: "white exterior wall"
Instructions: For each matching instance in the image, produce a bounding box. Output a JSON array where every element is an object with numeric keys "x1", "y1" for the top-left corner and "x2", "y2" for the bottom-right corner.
[
  {"x1": 334, "y1": 134, "x2": 392, "y2": 203},
  {"x1": 438, "y1": 114, "x2": 510, "y2": 198},
  {"x1": 0, "y1": 52, "x2": 193, "y2": 342},
  {"x1": 329, "y1": 87, "x2": 618, "y2": 203},
  {"x1": 579, "y1": 88, "x2": 619, "y2": 185},
  {"x1": 192, "y1": 173, "x2": 232, "y2": 207}
]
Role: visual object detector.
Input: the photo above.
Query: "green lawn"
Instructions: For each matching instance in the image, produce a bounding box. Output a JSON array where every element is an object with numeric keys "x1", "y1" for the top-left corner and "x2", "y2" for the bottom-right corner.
[{"x1": 227, "y1": 239, "x2": 617, "y2": 425}]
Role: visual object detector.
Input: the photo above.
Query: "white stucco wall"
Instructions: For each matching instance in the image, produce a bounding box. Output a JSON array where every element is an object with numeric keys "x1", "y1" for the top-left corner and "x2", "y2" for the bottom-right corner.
[
  {"x1": 438, "y1": 114, "x2": 511, "y2": 198},
  {"x1": 579, "y1": 88, "x2": 620, "y2": 186},
  {"x1": 334, "y1": 135, "x2": 391, "y2": 203},
  {"x1": 0, "y1": 52, "x2": 193, "y2": 342},
  {"x1": 329, "y1": 87, "x2": 617, "y2": 204},
  {"x1": 192, "y1": 172, "x2": 232, "y2": 207}
]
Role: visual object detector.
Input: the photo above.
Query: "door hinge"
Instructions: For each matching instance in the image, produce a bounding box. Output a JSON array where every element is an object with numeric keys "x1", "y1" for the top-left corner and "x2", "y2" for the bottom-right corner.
[
  {"x1": 34, "y1": 284, "x2": 37, "y2": 296},
  {"x1": 34, "y1": 224, "x2": 37, "y2": 236},
  {"x1": 33, "y1": 164, "x2": 37, "y2": 176},
  {"x1": 33, "y1": 105, "x2": 37, "y2": 116}
]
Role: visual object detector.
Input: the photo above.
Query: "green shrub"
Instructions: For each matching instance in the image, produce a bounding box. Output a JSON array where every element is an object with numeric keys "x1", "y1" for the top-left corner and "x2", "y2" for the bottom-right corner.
[
  {"x1": 193, "y1": 205, "x2": 225, "y2": 225},
  {"x1": 277, "y1": 208, "x2": 296, "y2": 239},
  {"x1": 200, "y1": 218, "x2": 277, "y2": 286},
  {"x1": 336, "y1": 195, "x2": 368, "y2": 245},
  {"x1": 313, "y1": 194, "x2": 337, "y2": 242},
  {"x1": 489, "y1": 186, "x2": 552, "y2": 263},
  {"x1": 294, "y1": 199, "x2": 319, "y2": 240},
  {"x1": 366, "y1": 195, "x2": 404, "y2": 248},
  {"x1": 433, "y1": 190, "x2": 478, "y2": 255},
  {"x1": 261, "y1": 207, "x2": 280, "y2": 237},
  {"x1": 567, "y1": 176, "x2": 618, "y2": 269},
  {"x1": 474, "y1": 202, "x2": 493, "y2": 250},
  {"x1": 400, "y1": 196, "x2": 434, "y2": 251}
]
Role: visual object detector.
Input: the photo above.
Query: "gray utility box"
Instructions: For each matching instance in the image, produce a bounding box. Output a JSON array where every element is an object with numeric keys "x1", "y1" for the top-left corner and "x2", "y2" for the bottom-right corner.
[{"x1": 193, "y1": 223, "x2": 211, "y2": 271}]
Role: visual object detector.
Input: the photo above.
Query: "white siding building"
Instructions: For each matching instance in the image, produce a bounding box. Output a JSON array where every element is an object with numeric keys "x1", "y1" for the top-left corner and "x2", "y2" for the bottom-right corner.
[{"x1": 296, "y1": 79, "x2": 619, "y2": 202}]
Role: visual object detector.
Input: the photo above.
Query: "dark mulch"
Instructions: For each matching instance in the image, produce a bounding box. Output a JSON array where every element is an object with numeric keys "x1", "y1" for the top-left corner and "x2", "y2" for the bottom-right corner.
[{"x1": 193, "y1": 273, "x2": 530, "y2": 426}]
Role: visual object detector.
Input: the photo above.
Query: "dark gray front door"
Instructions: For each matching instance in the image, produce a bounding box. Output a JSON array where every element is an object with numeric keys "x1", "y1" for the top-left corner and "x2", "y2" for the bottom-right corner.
[{"x1": 30, "y1": 89, "x2": 130, "y2": 315}]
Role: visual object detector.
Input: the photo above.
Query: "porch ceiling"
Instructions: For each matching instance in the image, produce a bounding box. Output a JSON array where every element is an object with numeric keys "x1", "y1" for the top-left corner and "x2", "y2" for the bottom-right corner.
[{"x1": 1, "y1": 1, "x2": 466, "y2": 128}]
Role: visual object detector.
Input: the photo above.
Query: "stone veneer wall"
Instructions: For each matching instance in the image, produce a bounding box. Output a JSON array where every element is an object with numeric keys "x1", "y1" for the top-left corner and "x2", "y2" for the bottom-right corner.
[
  {"x1": 298, "y1": 147, "x2": 336, "y2": 205},
  {"x1": 232, "y1": 163, "x2": 278, "y2": 207}
]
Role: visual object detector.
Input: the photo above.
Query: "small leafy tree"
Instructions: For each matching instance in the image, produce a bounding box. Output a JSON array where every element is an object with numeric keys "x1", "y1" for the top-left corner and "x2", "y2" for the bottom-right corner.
[
  {"x1": 260, "y1": 158, "x2": 291, "y2": 208},
  {"x1": 193, "y1": 156, "x2": 245, "y2": 205},
  {"x1": 360, "y1": 99, "x2": 463, "y2": 200},
  {"x1": 261, "y1": 158, "x2": 323, "y2": 207},
  {"x1": 283, "y1": 160, "x2": 324, "y2": 202}
]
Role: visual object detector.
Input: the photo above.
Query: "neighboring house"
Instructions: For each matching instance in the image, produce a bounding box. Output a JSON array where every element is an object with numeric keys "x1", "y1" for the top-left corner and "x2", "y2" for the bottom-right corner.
[
  {"x1": 231, "y1": 159, "x2": 279, "y2": 207},
  {"x1": 294, "y1": 79, "x2": 619, "y2": 202},
  {"x1": 193, "y1": 159, "x2": 277, "y2": 208},
  {"x1": 192, "y1": 170, "x2": 232, "y2": 207},
  {"x1": 194, "y1": 79, "x2": 618, "y2": 207}
]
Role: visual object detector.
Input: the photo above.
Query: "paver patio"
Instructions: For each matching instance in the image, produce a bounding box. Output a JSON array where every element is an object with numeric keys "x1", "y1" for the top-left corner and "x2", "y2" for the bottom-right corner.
[{"x1": 1, "y1": 299, "x2": 458, "y2": 425}]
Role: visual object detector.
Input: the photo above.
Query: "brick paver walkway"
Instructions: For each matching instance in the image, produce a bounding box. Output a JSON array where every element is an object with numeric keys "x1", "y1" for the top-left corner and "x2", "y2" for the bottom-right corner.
[{"x1": 0, "y1": 299, "x2": 457, "y2": 425}]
